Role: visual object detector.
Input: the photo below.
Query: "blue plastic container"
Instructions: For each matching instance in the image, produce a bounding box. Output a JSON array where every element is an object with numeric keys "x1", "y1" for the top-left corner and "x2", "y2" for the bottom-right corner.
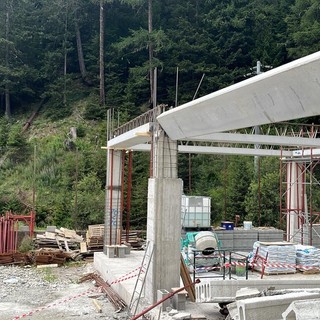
[{"x1": 221, "y1": 221, "x2": 234, "y2": 230}]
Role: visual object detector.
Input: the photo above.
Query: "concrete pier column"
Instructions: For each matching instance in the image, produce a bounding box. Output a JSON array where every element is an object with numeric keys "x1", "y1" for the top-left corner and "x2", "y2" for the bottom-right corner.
[
  {"x1": 104, "y1": 149, "x2": 123, "y2": 251},
  {"x1": 286, "y1": 161, "x2": 305, "y2": 242},
  {"x1": 145, "y1": 129, "x2": 182, "y2": 303}
]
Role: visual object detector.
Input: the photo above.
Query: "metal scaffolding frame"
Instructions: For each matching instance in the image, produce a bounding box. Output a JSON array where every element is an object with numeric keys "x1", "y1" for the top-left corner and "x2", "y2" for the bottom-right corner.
[{"x1": 280, "y1": 147, "x2": 320, "y2": 245}]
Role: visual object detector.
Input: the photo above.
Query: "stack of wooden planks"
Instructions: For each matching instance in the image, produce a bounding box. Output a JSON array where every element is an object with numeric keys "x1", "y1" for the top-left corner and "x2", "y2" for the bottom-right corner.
[
  {"x1": 29, "y1": 248, "x2": 83, "y2": 265},
  {"x1": 34, "y1": 227, "x2": 84, "y2": 252},
  {"x1": 0, "y1": 253, "x2": 27, "y2": 265},
  {"x1": 33, "y1": 227, "x2": 84, "y2": 264},
  {"x1": 85, "y1": 224, "x2": 146, "y2": 252}
]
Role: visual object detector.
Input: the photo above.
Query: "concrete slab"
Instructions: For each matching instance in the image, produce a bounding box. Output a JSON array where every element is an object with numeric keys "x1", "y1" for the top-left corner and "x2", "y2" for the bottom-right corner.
[
  {"x1": 94, "y1": 251, "x2": 145, "y2": 305},
  {"x1": 157, "y1": 51, "x2": 320, "y2": 140},
  {"x1": 95, "y1": 252, "x2": 225, "y2": 320}
]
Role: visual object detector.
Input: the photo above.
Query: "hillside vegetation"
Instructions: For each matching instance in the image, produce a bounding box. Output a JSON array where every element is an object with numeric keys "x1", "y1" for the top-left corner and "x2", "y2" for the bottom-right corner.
[{"x1": 0, "y1": 0, "x2": 320, "y2": 229}]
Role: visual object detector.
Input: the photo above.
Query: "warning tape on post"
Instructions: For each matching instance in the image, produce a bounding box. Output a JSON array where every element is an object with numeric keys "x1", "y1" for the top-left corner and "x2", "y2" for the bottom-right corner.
[{"x1": 11, "y1": 267, "x2": 142, "y2": 320}]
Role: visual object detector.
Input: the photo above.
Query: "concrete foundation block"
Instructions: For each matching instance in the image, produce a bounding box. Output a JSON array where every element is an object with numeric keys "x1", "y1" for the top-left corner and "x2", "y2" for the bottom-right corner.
[
  {"x1": 123, "y1": 243, "x2": 131, "y2": 255},
  {"x1": 157, "y1": 289, "x2": 171, "y2": 309},
  {"x1": 172, "y1": 288, "x2": 187, "y2": 311},
  {"x1": 106, "y1": 245, "x2": 116, "y2": 258},
  {"x1": 237, "y1": 292, "x2": 320, "y2": 320},
  {"x1": 282, "y1": 298, "x2": 320, "y2": 320},
  {"x1": 117, "y1": 245, "x2": 126, "y2": 258}
]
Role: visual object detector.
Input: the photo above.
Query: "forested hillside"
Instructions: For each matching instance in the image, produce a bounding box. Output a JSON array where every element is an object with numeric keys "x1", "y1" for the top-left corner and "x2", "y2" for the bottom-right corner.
[{"x1": 0, "y1": 0, "x2": 319, "y2": 230}]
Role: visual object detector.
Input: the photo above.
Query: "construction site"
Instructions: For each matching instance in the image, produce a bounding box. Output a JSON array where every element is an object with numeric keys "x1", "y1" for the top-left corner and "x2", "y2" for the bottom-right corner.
[{"x1": 2, "y1": 51, "x2": 320, "y2": 320}]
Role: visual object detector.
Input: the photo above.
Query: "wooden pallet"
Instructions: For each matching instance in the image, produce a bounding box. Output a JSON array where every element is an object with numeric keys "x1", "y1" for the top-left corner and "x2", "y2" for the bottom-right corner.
[
  {"x1": 87, "y1": 224, "x2": 104, "y2": 238},
  {"x1": 301, "y1": 268, "x2": 320, "y2": 275}
]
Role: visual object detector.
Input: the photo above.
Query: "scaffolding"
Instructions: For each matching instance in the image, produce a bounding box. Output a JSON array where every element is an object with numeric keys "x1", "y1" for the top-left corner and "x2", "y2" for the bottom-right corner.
[{"x1": 280, "y1": 146, "x2": 320, "y2": 246}]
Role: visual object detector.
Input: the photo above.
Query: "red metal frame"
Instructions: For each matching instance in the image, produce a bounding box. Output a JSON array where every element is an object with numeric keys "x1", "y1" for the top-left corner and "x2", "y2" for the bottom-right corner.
[{"x1": 0, "y1": 210, "x2": 35, "y2": 254}]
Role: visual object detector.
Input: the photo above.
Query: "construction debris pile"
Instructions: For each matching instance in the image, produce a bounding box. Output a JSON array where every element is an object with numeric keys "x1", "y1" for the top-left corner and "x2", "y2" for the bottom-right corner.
[
  {"x1": 35, "y1": 227, "x2": 84, "y2": 251},
  {"x1": 0, "y1": 224, "x2": 145, "y2": 266}
]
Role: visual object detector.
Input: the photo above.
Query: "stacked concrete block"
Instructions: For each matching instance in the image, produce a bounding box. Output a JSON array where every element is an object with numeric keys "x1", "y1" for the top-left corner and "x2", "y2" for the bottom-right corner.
[
  {"x1": 106, "y1": 245, "x2": 130, "y2": 258},
  {"x1": 157, "y1": 289, "x2": 170, "y2": 309},
  {"x1": 213, "y1": 228, "x2": 284, "y2": 252},
  {"x1": 117, "y1": 245, "x2": 126, "y2": 258},
  {"x1": 233, "y1": 230, "x2": 258, "y2": 251},
  {"x1": 106, "y1": 245, "x2": 116, "y2": 258},
  {"x1": 214, "y1": 230, "x2": 234, "y2": 251},
  {"x1": 258, "y1": 228, "x2": 284, "y2": 242},
  {"x1": 171, "y1": 288, "x2": 187, "y2": 311}
]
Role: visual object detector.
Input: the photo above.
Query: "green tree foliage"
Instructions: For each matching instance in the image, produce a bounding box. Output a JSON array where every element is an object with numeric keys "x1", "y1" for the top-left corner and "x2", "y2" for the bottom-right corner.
[
  {"x1": 0, "y1": 0, "x2": 319, "y2": 230},
  {"x1": 286, "y1": 0, "x2": 320, "y2": 58},
  {"x1": 245, "y1": 171, "x2": 280, "y2": 227}
]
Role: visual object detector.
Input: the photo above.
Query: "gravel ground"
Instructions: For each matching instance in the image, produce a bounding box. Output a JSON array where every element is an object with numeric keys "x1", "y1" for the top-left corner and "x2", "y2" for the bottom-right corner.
[{"x1": 0, "y1": 262, "x2": 127, "y2": 320}]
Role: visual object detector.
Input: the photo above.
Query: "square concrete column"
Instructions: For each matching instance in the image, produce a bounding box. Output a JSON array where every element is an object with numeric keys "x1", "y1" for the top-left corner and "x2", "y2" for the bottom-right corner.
[
  {"x1": 145, "y1": 177, "x2": 183, "y2": 303},
  {"x1": 286, "y1": 162, "x2": 305, "y2": 243},
  {"x1": 104, "y1": 149, "x2": 123, "y2": 251}
]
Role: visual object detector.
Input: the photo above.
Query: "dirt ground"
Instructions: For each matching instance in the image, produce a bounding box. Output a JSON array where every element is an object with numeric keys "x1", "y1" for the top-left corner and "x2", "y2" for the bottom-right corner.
[{"x1": 0, "y1": 262, "x2": 127, "y2": 320}]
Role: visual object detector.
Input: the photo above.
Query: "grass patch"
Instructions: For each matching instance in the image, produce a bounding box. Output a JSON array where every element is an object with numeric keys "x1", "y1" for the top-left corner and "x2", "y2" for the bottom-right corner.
[{"x1": 41, "y1": 267, "x2": 58, "y2": 283}]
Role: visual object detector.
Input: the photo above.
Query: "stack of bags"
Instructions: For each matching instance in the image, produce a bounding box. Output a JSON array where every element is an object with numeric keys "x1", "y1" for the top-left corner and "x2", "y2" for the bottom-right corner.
[
  {"x1": 295, "y1": 244, "x2": 320, "y2": 271},
  {"x1": 253, "y1": 241, "x2": 296, "y2": 274}
]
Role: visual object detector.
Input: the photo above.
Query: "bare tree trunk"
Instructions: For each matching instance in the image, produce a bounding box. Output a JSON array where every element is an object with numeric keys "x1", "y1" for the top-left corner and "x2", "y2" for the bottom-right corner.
[
  {"x1": 99, "y1": 0, "x2": 105, "y2": 107},
  {"x1": 63, "y1": 52, "x2": 67, "y2": 105},
  {"x1": 148, "y1": 0, "x2": 153, "y2": 107},
  {"x1": 5, "y1": 0, "x2": 11, "y2": 119},
  {"x1": 63, "y1": 4, "x2": 68, "y2": 106},
  {"x1": 5, "y1": 88, "x2": 10, "y2": 118},
  {"x1": 75, "y1": 21, "x2": 87, "y2": 80}
]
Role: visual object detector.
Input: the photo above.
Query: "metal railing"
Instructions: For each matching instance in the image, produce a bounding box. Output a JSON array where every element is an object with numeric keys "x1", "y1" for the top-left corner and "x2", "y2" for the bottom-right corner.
[{"x1": 191, "y1": 249, "x2": 250, "y2": 282}]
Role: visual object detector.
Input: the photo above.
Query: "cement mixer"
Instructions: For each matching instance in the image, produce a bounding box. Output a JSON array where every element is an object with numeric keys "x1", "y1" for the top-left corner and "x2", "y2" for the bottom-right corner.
[
  {"x1": 194, "y1": 231, "x2": 218, "y2": 255},
  {"x1": 181, "y1": 231, "x2": 221, "y2": 271}
]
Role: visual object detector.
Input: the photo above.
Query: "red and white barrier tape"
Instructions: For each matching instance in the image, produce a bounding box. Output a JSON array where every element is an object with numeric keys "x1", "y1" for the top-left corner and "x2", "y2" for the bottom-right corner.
[
  {"x1": 112, "y1": 265, "x2": 142, "y2": 284},
  {"x1": 195, "y1": 261, "x2": 320, "y2": 272},
  {"x1": 12, "y1": 288, "x2": 98, "y2": 319},
  {"x1": 11, "y1": 267, "x2": 142, "y2": 320},
  {"x1": 225, "y1": 261, "x2": 320, "y2": 270}
]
